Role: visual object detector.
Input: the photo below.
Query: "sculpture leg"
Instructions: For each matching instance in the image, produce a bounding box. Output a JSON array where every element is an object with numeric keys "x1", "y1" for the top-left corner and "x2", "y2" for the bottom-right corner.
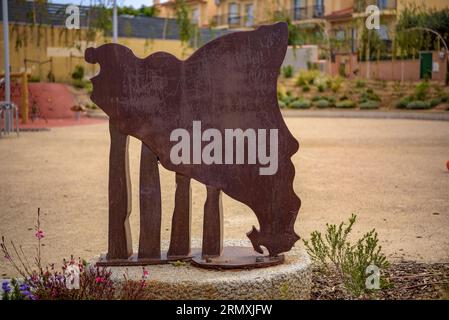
[
  {"x1": 167, "y1": 173, "x2": 191, "y2": 258},
  {"x1": 202, "y1": 186, "x2": 223, "y2": 258},
  {"x1": 138, "y1": 142, "x2": 162, "y2": 259},
  {"x1": 107, "y1": 122, "x2": 132, "y2": 260}
]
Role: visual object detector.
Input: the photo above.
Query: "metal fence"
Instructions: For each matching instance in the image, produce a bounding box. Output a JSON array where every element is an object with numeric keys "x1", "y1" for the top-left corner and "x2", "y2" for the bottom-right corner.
[
  {"x1": 212, "y1": 14, "x2": 255, "y2": 28},
  {"x1": 353, "y1": 0, "x2": 397, "y2": 13},
  {"x1": 274, "y1": 5, "x2": 325, "y2": 22}
]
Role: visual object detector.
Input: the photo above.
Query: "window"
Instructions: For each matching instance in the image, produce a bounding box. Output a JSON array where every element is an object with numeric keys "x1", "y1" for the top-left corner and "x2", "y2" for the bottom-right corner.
[
  {"x1": 293, "y1": 0, "x2": 301, "y2": 9},
  {"x1": 293, "y1": 0, "x2": 303, "y2": 20},
  {"x1": 315, "y1": 0, "x2": 324, "y2": 17},
  {"x1": 245, "y1": 3, "x2": 254, "y2": 27},
  {"x1": 191, "y1": 7, "x2": 200, "y2": 25},
  {"x1": 377, "y1": 0, "x2": 388, "y2": 10},
  {"x1": 228, "y1": 3, "x2": 239, "y2": 25}
]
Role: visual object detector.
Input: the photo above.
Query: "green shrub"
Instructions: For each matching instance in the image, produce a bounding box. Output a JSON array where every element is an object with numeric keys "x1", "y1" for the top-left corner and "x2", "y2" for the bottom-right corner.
[
  {"x1": 72, "y1": 65, "x2": 85, "y2": 81},
  {"x1": 317, "y1": 84, "x2": 325, "y2": 92},
  {"x1": 307, "y1": 61, "x2": 319, "y2": 70},
  {"x1": 331, "y1": 83, "x2": 341, "y2": 93},
  {"x1": 296, "y1": 70, "x2": 320, "y2": 86},
  {"x1": 29, "y1": 75, "x2": 41, "y2": 83},
  {"x1": 315, "y1": 99, "x2": 331, "y2": 108},
  {"x1": 359, "y1": 100, "x2": 380, "y2": 109},
  {"x1": 277, "y1": 84, "x2": 287, "y2": 99},
  {"x1": 406, "y1": 100, "x2": 431, "y2": 110},
  {"x1": 1, "y1": 209, "x2": 151, "y2": 300},
  {"x1": 85, "y1": 103, "x2": 99, "y2": 110},
  {"x1": 290, "y1": 99, "x2": 312, "y2": 109},
  {"x1": 430, "y1": 97, "x2": 441, "y2": 107},
  {"x1": 336, "y1": 100, "x2": 356, "y2": 108},
  {"x1": 281, "y1": 65, "x2": 294, "y2": 78},
  {"x1": 439, "y1": 93, "x2": 449, "y2": 103},
  {"x1": 327, "y1": 96, "x2": 336, "y2": 104},
  {"x1": 314, "y1": 75, "x2": 328, "y2": 87},
  {"x1": 296, "y1": 77, "x2": 307, "y2": 86},
  {"x1": 85, "y1": 81, "x2": 93, "y2": 94},
  {"x1": 360, "y1": 89, "x2": 381, "y2": 103},
  {"x1": 339, "y1": 94, "x2": 349, "y2": 101},
  {"x1": 331, "y1": 77, "x2": 343, "y2": 93},
  {"x1": 280, "y1": 94, "x2": 295, "y2": 107},
  {"x1": 303, "y1": 214, "x2": 389, "y2": 297},
  {"x1": 302, "y1": 85, "x2": 311, "y2": 92},
  {"x1": 355, "y1": 79, "x2": 366, "y2": 88},
  {"x1": 279, "y1": 90, "x2": 291, "y2": 100},
  {"x1": 47, "y1": 71, "x2": 55, "y2": 83},
  {"x1": 392, "y1": 81, "x2": 402, "y2": 92},
  {"x1": 312, "y1": 95, "x2": 325, "y2": 102},
  {"x1": 395, "y1": 96, "x2": 412, "y2": 109},
  {"x1": 413, "y1": 81, "x2": 430, "y2": 101},
  {"x1": 73, "y1": 79, "x2": 88, "y2": 89},
  {"x1": 278, "y1": 100, "x2": 287, "y2": 108}
]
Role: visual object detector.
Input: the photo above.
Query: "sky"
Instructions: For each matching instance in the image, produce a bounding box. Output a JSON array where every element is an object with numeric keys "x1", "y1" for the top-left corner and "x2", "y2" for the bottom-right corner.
[{"x1": 48, "y1": 0, "x2": 166, "y2": 9}]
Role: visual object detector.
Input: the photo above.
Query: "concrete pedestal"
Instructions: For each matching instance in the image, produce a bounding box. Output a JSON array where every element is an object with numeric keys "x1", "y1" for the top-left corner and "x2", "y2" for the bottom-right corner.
[{"x1": 92, "y1": 239, "x2": 312, "y2": 300}]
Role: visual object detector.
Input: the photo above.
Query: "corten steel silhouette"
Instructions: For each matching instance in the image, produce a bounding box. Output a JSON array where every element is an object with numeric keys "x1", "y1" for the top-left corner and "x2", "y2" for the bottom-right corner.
[{"x1": 86, "y1": 22, "x2": 301, "y2": 268}]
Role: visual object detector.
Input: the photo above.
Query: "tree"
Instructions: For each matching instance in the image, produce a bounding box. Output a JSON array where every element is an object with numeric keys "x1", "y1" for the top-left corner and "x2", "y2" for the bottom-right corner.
[
  {"x1": 117, "y1": 5, "x2": 158, "y2": 17},
  {"x1": 173, "y1": 0, "x2": 199, "y2": 50},
  {"x1": 396, "y1": 4, "x2": 449, "y2": 56}
]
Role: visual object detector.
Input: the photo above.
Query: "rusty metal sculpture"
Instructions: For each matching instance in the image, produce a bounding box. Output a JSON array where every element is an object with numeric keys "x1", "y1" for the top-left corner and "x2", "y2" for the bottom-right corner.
[{"x1": 86, "y1": 22, "x2": 301, "y2": 269}]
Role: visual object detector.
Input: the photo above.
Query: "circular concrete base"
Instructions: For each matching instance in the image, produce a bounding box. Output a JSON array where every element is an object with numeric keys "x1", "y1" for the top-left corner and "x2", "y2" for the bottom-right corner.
[{"x1": 93, "y1": 240, "x2": 312, "y2": 300}]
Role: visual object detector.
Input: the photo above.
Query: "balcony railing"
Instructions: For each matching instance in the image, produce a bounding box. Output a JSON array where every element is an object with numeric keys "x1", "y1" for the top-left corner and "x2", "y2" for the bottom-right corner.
[
  {"x1": 275, "y1": 5, "x2": 325, "y2": 22},
  {"x1": 354, "y1": 0, "x2": 397, "y2": 13},
  {"x1": 212, "y1": 14, "x2": 255, "y2": 28}
]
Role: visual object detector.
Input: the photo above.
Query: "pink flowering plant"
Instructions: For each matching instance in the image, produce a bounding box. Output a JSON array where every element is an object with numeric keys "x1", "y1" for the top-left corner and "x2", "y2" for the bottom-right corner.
[{"x1": 1, "y1": 208, "x2": 151, "y2": 300}]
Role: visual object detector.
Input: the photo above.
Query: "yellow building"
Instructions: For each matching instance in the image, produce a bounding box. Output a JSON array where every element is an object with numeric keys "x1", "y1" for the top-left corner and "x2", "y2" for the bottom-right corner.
[
  {"x1": 211, "y1": 0, "x2": 328, "y2": 29},
  {"x1": 155, "y1": 0, "x2": 332, "y2": 29},
  {"x1": 1, "y1": 2, "x2": 188, "y2": 82},
  {"x1": 155, "y1": 0, "x2": 449, "y2": 36},
  {"x1": 154, "y1": 0, "x2": 219, "y2": 27},
  {"x1": 326, "y1": 0, "x2": 449, "y2": 54}
]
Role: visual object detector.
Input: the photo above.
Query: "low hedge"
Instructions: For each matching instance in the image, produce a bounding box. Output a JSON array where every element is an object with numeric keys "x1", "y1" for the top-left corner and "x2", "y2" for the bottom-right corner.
[
  {"x1": 314, "y1": 99, "x2": 331, "y2": 108},
  {"x1": 290, "y1": 99, "x2": 312, "y2": 109},
  {"x1": 395, "y1": 96, "x2": 412, "y2": 109},
  {"x1": 406, "y1": 100, "x2": 431, "y2": 110},
  {"x1": 430, "y1": 98, "x2": 442, "y2": 107},
  {"x1": 359, "y1": 100, "x2": 380, "y2": 109},
  {"x1": 278, "y1": 100, "x2": 287, "y2": 108},
  {"x1": 336, "y1": 100, "x2": 356, "y2": 108}
]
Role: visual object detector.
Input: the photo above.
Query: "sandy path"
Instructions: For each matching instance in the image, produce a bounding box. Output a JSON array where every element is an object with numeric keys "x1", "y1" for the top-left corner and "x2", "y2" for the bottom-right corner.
[{"x1": 1, "y1": 118, "x2": 448, "y2": 277}]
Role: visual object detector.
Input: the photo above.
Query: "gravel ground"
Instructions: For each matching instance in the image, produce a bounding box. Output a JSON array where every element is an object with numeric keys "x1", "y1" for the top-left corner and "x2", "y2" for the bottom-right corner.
[
  {"x1": 311, "y1": 262, "x2": 449, "y2": 300},
  {"x1": 1, "y1": 117, "x2": 449, "y2": 278}
]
